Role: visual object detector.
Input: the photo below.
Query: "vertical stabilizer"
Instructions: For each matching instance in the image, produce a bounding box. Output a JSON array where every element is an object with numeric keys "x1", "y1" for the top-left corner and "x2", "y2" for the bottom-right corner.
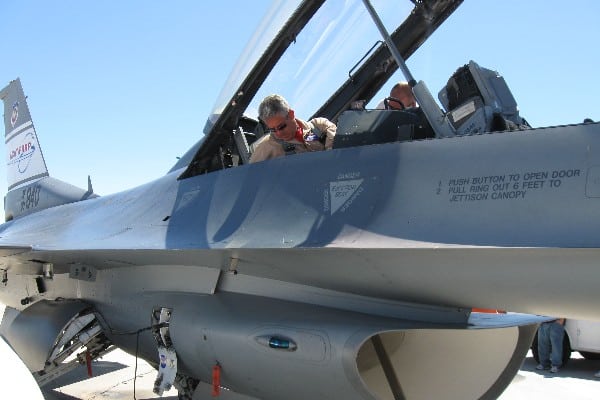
[
  {"x1": 0, "y1": 78, "x2": 49, "y2": 191},
  {"x1": 0, "y1": 79, "x2": 97, "y2": 221}
]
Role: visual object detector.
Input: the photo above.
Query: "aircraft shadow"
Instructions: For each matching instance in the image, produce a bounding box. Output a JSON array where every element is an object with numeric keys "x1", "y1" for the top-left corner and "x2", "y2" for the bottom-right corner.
[
  {"x1": 41, "y1": 390, "x2": 80, "y2": 400},
  {"x1": 40, "y1": 360, "x2": 180, "y2": 400},
  {"x1": 40, "y1": 360, "x2": 128, "y2": 390},
  {"x1": 42, "y1": 391, "x2": 177, "y2": 400}
]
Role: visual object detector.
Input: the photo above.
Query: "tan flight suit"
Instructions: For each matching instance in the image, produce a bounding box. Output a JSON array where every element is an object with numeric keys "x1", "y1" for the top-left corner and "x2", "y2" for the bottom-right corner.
[{"x1": 249, "y1": 117, "x2": 336, "y2": 163}]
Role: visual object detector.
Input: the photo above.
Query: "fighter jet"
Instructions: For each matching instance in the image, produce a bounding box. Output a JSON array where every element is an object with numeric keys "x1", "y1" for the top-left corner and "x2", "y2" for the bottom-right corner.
[{"x1": 0, "y1": 0, "x2": 598, "y2": 399}]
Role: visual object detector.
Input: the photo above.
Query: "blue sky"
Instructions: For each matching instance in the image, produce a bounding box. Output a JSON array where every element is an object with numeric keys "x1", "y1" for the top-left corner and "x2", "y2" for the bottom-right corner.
[{"x1": 1, "y1": 1, "x2": 599, "y2": 202}]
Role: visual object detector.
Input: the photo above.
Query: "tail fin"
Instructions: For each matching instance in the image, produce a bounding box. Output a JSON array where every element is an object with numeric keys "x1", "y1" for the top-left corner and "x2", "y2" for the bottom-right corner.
[
  {"x1": 0, "y1": 78, "x2": 49, "y2": 190},
  {"x1": 1, "y1": 79, "x2": 97, "y2": 221}
]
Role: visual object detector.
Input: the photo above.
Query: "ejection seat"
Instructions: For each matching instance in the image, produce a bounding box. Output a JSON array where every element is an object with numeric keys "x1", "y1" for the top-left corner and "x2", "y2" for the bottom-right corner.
[
  {"x1": 438, "y1": 60, "x2": 530, "y2": 134},
  {"x1": 233, "y1": 116, "x2": 261, "y2": 165}
]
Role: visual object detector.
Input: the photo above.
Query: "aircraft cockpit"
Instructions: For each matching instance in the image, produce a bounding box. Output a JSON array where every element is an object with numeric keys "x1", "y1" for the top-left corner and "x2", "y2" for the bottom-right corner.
[
  {"x1": 333, "y1": 59, "x2": 530, "y2": 150},
  {"x1": 178, "y1": 0, "x2": 528, "y2": 178}
]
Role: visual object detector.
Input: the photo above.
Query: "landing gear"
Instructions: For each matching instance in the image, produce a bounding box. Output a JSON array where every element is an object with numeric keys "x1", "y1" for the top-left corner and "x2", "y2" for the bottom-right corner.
[{"x1": 174, "y1": 374, "x2": 200, "y2": 400}]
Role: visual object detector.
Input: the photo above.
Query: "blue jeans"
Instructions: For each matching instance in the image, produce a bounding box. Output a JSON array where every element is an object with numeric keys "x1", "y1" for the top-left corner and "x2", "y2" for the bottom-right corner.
[{"x1": 538, "y1": 321, "x2": 565, "y2": 367}]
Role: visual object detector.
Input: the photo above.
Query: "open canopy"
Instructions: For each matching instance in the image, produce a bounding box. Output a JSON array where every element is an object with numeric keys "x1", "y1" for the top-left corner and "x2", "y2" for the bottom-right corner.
[{"x1": 180, "y1": 0, "x2": 462, "y2": 178}]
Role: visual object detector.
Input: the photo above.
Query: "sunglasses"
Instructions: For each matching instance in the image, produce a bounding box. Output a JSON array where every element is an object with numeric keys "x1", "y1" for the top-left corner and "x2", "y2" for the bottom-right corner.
[
  {"x1": 271, "y1": 122, "x2": 287, "y2": 133},
  {"x1": 266, "y1": 117, "x2": 289, "y2": 134}
]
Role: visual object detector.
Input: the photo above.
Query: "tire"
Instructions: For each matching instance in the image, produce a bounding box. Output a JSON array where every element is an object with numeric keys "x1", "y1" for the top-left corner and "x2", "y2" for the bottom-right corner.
[
  {"x1": 579, "y1": 351, "x2": 600, "y2": 360},
  {"x1": 531, "y1": 332, "x2": 539, "y2": 363},
  {"x1": 530, "y1": 330, "x2": 571, "y2": 366},
  {"x1": 562, "y1": 334, "x2": 572, "y2": 365}
]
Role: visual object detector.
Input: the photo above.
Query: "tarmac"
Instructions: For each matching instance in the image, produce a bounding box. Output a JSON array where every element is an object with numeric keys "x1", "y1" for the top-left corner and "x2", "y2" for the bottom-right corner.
[
  {"x1": 36, "y1": 349, "x2": 600, "y2": 400},
  {"x1": 2, "y1": 303, "x2": 600, "y2": 399}
]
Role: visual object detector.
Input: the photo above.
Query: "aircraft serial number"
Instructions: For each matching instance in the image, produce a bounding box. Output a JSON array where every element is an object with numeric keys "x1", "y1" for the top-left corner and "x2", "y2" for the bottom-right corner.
[{"x1": 20, "y1": 185, "x2": 41, "y2": 211}]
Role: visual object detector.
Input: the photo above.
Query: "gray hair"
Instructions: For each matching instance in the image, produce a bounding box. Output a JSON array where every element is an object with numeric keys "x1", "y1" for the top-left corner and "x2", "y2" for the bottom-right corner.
[{"x1": 258, "y1": 94, "x2": 290, "y2": 121}]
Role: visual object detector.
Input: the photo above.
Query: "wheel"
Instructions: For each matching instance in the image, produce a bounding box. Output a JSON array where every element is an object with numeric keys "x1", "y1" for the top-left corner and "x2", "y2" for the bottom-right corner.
[
  {"x1": 530, "y1": 330, "x2": 571, "y2": 365},
  {"x1": 562, "y1": 334, "x2": 572, "y2": 365},
  {"x1": 579, "y1": 351, "x2": 600, "y2": 360},
  {"x1": 531, "y1": 332, "x2": 539, "y2": 363}
]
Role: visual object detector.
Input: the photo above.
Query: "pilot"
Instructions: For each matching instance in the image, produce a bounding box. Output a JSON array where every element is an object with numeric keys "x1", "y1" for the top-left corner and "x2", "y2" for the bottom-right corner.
[
  {"x1": 376, "y1": 81, "x2": 417, "y2": 110},
  {"x1": 249, "y1": 94, "x2": 336, "y2": 163}
]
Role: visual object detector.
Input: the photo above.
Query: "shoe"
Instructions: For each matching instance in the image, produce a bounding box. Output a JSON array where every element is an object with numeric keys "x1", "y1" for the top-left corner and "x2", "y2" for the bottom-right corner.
[
  {"x1": 535, "y1": 364, "x2": 548, "y2": 370},
  {"x1": 550, "y1": 366, "x2": 559, "y2": 373}
]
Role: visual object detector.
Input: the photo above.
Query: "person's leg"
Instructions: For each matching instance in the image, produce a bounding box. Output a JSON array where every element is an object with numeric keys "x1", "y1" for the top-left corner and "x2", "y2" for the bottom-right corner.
[
  {"x1": 549, "y1": 321, "x2": 565, "y2": 369},
  {"x1": 537, "y1": 323, "x2": 551, "y2": 368}
]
